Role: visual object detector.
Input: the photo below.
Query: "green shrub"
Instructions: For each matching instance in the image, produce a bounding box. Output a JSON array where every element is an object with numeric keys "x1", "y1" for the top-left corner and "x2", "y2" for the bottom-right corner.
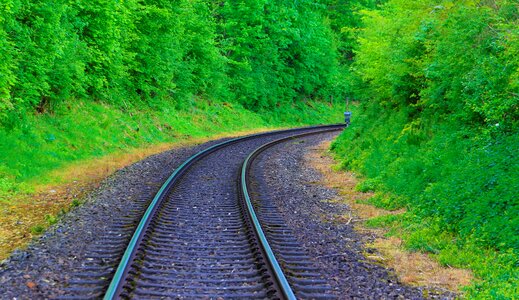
[
  {"x1": 30, "y1": 225, "x2": 45, "y2": 235},
  {"x1": 0, "y1": 0, "x2": 344, "y2": 119},
  {"x1": 332, "y1": 0, "x2": 519, "y2": 296}
]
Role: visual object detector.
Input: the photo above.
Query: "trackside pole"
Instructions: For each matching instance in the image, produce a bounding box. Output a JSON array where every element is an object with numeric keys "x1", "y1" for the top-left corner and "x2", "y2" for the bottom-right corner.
[{"x1": 344, "y1": 97, "x2": 352, "y2": 126}]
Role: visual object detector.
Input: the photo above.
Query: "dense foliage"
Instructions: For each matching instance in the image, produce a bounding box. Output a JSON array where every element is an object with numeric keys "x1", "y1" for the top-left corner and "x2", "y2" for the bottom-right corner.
[
  {"x1": 0, "y1": 0, "x2": 345, "y2": 256},
  {"x1": 332, "y1": 0, "x2": 518, "y2": 296},
  {"x1": 0, "y1": 0, "x2": 343, "y2": 124},
  {"x1": 2, "y1": 0, "x2": 518, "y2": 295},
  {"x1": 351, "y1": 0, "x2": 519, "y2": 127},
  {"x1": 213, "y1": 0, "x2": 339, "y2": 108}
]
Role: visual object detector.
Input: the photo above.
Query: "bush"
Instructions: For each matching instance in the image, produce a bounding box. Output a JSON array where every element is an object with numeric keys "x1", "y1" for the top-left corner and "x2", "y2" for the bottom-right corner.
[
  {"x1": 332, "y1": 2, "x2": 519, "y2": 295},
  {"x1": 0, "y1": 0, "x2": 343, "y2": 121}
]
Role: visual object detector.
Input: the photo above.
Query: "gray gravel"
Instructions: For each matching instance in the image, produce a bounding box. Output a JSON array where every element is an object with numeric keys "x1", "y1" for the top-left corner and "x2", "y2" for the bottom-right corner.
[
  {"x1": 249, "y1": 132, "x2": 456, "y2": 299},
  {"x1": 0, "y1": 130, "x2": 456, "y2": 299},
  {"x1": 0, "y1": 139, "x2": 228, "y2": 299}
]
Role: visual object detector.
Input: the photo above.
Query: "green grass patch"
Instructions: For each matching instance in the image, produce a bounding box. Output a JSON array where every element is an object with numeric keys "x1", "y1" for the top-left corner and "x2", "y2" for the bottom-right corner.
[
  {"x1": 0, "y1": 99, "x2": 343, "y2": 201},
  {"x1": 360, "y1": 192, "x2": 406, "y2": 211},
  {"x1": 30, "y1": 225, "x2": 45, "y2": 235},
  {"x1": 332, "y1": 102, "x2": 519, "y2": 298},
  {"x1": 366, "y1": 211, "x2": 519, "y2": 298}
]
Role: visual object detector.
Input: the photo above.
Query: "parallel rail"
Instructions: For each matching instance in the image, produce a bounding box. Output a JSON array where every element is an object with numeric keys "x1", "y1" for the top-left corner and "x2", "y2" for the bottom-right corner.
[
  {"x1": 239, "y1": 127, "x2": 344, "y2": 299},
  {"x1": 103, "y1": 124, "x2": 344, "y2": 299}
]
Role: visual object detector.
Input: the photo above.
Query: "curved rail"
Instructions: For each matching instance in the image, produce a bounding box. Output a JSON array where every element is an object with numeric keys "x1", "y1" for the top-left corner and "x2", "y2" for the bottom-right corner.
[
  {"x1": 239, "y1": 127, "x2": 344, "y2": 299},
  {"x1": 103, "y1": 124, "x2": 344, "y2": 299}
]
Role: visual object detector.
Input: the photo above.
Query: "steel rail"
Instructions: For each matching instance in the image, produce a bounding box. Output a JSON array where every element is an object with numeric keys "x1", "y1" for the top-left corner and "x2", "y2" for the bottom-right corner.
[
  {"x1": 239, "y1": 126, "x2": 344, "y2": 300},
  {"x1": 103, "y1": 124, "x2": 344, "y2": 299}
]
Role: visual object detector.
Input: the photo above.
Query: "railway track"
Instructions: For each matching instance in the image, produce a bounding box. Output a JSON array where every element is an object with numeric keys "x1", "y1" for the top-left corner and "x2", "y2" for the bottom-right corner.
[{"x1": 61, "y1": 125, "x2": 343, "y2": 299}]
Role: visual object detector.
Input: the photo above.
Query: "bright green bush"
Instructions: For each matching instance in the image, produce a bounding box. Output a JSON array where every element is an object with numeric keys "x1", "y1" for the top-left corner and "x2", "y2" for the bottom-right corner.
[
  {"x1": 128, "y1": 0, "x2": 227, "y2": 105},
  {"x1": 339, "y1": 0, "x2": 519, "y2": 251},
  {"x1": 214, "y1": 0, "x2": 341, "y2": 109},
  {"x1": 0, "y1": 1, "x2": 16, "y2": 119},
  {"x1": 332, "y1": 0, "x2": 519, "y2": 296},
  {"x1": 72, "y1": 0, "x2": 136, "y2": 104},
  {"x1": 0, "y1": 0, "x2": 343, "y2": 121},
  {"x1": 351, "y1": 0, "x2": 519, "y2": 127},
  {"x1": 334, "y1": 102, "x2": 519, "y2": 251}
]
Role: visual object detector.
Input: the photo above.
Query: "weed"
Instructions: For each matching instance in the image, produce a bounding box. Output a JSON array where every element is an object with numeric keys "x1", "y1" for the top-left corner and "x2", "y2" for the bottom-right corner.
[
  {"x1": 44, "y1": 214, "x2": 58, "y2": 226},
  {"x1": 70, "y1": 199, "x2": 81, "y2": 208},
  {"x1": 30, "y1": 225, "x2": 45, "y2": 235}
]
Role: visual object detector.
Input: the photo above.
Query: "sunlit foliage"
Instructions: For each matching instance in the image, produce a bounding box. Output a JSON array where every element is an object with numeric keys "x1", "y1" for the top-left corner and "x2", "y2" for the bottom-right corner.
[
  {"x1": 0, "y1": 0, "x2": 343, "y2": 122},
  {"x1": 333, "y1": 1, "x2": 519, "y2": 296}
]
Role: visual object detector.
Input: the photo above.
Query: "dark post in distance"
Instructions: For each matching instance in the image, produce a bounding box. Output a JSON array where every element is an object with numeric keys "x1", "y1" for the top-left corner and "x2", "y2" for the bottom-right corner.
[{"x1": 344, "y1": 97, "x2": 352, "y2": 126}]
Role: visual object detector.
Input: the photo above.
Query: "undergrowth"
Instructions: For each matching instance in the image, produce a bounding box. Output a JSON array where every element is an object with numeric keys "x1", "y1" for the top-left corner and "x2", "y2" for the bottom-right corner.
[
  {"x1": 0, "y1": 99, "x2": 342, "y2": 200},
  {"x1": 332, "y1": 103, "x2": 519, "y2": 298}
]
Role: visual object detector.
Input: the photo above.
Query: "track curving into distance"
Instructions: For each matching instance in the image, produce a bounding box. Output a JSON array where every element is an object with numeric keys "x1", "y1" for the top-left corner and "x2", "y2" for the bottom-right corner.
[
  {"x1": 62, "y1": 125, "x2": 343, "y2": 299},
  {"x1": 240, "y1": 131, "x2": 343, "y2": 299}
]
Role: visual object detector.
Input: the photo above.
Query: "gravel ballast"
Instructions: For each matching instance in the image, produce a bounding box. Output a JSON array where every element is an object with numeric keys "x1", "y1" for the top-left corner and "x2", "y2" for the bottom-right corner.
[
  {"x1": 249, "y1": 132, "x2": 456, "y2": 299},
  {"x1": 0, "y1": 129, "x2": 455, "y2": 299},
  {"x1": 0, "y1": 139, "x2": 229, "y2": 299}
]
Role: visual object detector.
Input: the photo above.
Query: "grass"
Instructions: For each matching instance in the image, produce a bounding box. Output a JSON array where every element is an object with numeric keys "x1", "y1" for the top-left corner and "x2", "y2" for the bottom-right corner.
[
  {"x1": 306, "y1": 139, "x2": 473, "y2": 294},
  {"x1": 332, "y1": 103, "x2": 519, "y2": 298},
  {"x1": 365, "y1": 212, "x2": 519, "y2": 298},
  {"x1": 0, "y1": 99, "x2": 342, "y2": 194},
  {"x1": 0, "y1": 98, "x2": 343, "y2": 260}
]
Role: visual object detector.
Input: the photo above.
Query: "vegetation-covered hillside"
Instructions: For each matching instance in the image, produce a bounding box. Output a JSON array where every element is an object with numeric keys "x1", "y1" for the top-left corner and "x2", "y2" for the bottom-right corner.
[
  {"x1": 0, "y1": 0, "x2": 343, "y2": 121},
  {"x1": 0, "y1": 0, "x2": 345, "y2": 194},
  {"x1": 1, "y1": 0, "x2": 518, "y2": 297},
  {"x1": 332, "y1": 0, "x2": 519, "y2": 297},
  {"x1": 0, "y1": 0, "x2": 346, "y2": 258}
]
